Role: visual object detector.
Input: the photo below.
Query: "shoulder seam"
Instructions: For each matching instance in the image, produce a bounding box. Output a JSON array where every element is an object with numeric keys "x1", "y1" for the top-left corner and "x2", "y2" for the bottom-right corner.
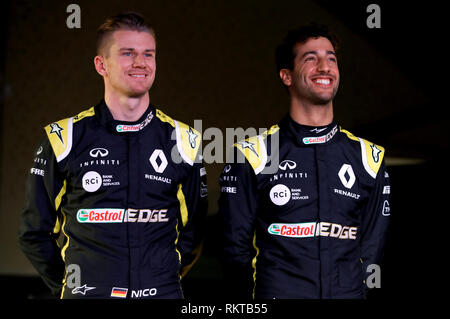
[
  {"x1": 340, "y1": 127, "x2": 385, "y2": 178},
  {"x1": 155, "y1": 109, "x2": 201, "y2": 166},
  {"x1": 73, "y1": 106, "x2": 95, "y2": 124},
  {"x1": 358, "y1": 138, "x2": 385, "y2": 178},
  {"x1": 339, "y1": 127, "x2": 360, "y2": 142},
  {"x1": 155, "y1": 108, "x2": 175, "y2": 128},
  {"x1": 174, "y1": 120, "x2": 201, "y2": 166}
]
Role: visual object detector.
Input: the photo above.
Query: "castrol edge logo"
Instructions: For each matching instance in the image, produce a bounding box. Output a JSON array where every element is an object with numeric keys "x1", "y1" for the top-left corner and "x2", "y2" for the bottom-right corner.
[
  {"x1": 268, "y1": 222, "x2": 316, "y2": 238},
  {"x1": 76, "y1": 208, "x2": 169, "y2": 223},
  {"x1": 77, "y1": 209, "x2": 124, "y2": 223},
  {"x1": 268, "y1": 221, "x2": 357, "y2": 240}
]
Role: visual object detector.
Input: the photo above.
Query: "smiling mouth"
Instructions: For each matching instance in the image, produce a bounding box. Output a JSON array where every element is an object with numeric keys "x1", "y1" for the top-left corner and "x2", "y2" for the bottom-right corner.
[
  {"x1": 312, "y1": 77, "x2": 334, "y2": 87},
  {"x1": 128, "y1": 71, "x2": 149, "y2": 78},
  {"x1": 129, "y1": 74, "x2": 148, "y2": 79},
  {"x1": 314, "y1": 78, "x2": 330, "y2": 85}
]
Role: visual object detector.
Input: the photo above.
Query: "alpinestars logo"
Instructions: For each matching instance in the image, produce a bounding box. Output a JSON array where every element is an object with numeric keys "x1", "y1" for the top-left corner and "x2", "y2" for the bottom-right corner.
[
  {"x1": 237, "y1": 140, "x2": 259, "y2": 157},
  {"x1": 187, "y1": 127, "x2": 198, "y2": 148},
  {"x1": 370, "y1": 144, "x2": 382, "y2": 163},
  {"x1": 72, "y1": 284, "x2": 96, "y2": 295},
  {"x1": 309, "y1": 127, "x2": 327, "y2": 134},
  {"x1": 49, "y1": 123, "x2": 64, "y2": 144}
]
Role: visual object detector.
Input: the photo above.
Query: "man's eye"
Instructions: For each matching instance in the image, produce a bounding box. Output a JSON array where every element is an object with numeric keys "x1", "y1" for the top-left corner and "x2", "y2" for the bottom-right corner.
[{"x1": 123, "y1": 52, "x2": 132, "y2": 56}]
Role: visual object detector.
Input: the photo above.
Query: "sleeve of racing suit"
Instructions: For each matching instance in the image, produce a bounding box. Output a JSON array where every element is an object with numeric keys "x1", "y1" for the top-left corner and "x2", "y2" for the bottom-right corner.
[
  {"x1": 18, "y1": 134, "x2": 66, "y2": 296},
  {"x1": 360, "y1": 160, "x2": 391, "y2": 296},
  {"x1": 177, "y1": 161, "x2": 208, "y2": 278},
  {"x1": 219, "y1": 150, "x2": 259, "y2": 299}
]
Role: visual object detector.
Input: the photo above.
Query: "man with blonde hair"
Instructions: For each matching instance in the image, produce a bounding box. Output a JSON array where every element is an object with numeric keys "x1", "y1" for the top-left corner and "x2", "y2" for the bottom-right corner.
[{"x1": 19, "y1": 12, "x2": 207, "y2": 299}]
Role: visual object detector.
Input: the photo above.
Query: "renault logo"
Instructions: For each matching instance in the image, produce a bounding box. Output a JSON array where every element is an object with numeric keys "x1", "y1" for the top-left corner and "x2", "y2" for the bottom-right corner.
[
  {"x1": 338, "y1": 164, "x2": 356, "y2": 189},
  {"x1": 149, "y1": 149, "x2": 168, "y2": 173}
]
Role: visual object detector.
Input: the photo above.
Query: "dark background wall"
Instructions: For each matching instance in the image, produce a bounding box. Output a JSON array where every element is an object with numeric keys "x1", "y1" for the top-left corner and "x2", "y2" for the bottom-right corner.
[{"x1": 0, "y1": 0, "x2": 447, "y2": 299}]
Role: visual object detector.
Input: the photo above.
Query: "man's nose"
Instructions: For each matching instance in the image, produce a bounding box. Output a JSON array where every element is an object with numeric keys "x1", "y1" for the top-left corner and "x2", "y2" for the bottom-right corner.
[
  {"x1": 133, "y1": 54, "x2": 145, "y2": 67},
  {"x1": 316, "y1": 57, "x2": 330, "y2": 73}
]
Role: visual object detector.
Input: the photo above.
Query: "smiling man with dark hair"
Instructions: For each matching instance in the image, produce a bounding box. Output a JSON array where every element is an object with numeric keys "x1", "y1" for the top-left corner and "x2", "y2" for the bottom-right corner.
[{"x1": 219, "y1": 23, "x2": 390, "y2": 299}]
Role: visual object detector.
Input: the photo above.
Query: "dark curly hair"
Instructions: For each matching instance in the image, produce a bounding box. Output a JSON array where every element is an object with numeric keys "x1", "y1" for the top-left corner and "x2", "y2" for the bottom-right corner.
[{"x1": 275, "y1": 23, "x2": 340, "y2": 79}]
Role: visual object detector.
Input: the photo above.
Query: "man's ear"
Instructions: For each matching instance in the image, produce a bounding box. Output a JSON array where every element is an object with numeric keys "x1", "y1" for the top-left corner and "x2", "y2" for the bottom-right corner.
[
  {"x1": 279, "y1": 69, "x2": 292, "y2": 87},
  {"x1": 94, "y1": 55, "x2": 107, "y2": 77}
]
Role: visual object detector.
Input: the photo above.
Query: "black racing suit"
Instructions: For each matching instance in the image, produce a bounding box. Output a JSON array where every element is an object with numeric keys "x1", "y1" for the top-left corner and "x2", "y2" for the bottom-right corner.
[
  {"x1": 18, "y1": 100, "x2": 208, "y2": 299},
  {"x1": 219, "y1": 115, "x2": 390, "y2": 299}
]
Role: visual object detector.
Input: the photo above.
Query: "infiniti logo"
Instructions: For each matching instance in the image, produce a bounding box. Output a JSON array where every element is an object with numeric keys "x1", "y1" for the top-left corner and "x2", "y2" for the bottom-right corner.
[
  {"x1": 279, "y1": 160, "x2": 296, "y2": 171},
  {"x1": 89, "y1": 148, "x2": 109, "y2": 158},
  {"x1": 223, "y1": 165, "x2": 232, "y2": 174}
]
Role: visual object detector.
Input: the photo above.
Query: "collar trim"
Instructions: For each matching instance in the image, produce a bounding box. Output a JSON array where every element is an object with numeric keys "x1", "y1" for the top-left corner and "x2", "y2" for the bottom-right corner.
[{"x1": 115, "y1": 111, "x2": 154, "y2": 133}]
